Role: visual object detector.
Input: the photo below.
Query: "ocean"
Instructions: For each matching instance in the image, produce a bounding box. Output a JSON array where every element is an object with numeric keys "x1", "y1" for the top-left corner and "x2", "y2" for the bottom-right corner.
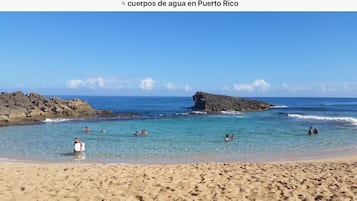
[{"x1": 0, "y1": 96, "x2": 356, "y2": 163}]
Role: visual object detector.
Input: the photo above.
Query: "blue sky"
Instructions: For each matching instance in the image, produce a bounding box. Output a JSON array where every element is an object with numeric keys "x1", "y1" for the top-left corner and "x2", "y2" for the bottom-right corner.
[{"x1": 0, "y1": 12, "x2": 356, "y2": 97}]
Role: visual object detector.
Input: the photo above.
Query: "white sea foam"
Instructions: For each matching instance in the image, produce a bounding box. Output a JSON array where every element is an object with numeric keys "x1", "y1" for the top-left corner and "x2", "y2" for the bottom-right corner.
[
  {"x1": 0, "y1": 157, "x2": 10, "y2": 161},
  {"x1": 288, "y1": 114, "x2": 357, "y2": 125},
  {"x1": 270, "y1": 105, "x2": 288, "y2": 109},
  {"x1": 0, "y1": 157, "x2": 21, "y2": 162},
  {"x1": 190, "y1": 111, "x2": 207, "y2": 115},
  {"x1": 221, "y1": 111, "x2": 242, "y2": 115},
  {"x1": 43, "y1": 118, "x2": 72, "y2": 123},
  {"x1": 176, "y1": 112, "x2": 189, "y2": 116}
]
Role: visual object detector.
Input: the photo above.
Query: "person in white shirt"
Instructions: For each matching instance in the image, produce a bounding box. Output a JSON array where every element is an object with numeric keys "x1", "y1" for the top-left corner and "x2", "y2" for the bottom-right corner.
[{"x1": 73, "y1": 138, "x2": 84, "y2": 153}]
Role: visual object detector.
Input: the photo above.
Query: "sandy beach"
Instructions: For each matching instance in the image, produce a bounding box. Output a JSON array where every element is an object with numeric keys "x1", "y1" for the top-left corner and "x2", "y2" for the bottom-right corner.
[{"x1": 0, "y1": 156, "x2": 356, "y2": 201}]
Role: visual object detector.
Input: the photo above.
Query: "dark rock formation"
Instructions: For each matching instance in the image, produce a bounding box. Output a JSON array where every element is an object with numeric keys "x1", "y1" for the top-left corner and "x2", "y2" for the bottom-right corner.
[
  {"x1": 192, "y1": 91, "x2": 271, "y2": 113},
  {"x1": 0, "y1": 91, "x2": 117, "y2": 126}
]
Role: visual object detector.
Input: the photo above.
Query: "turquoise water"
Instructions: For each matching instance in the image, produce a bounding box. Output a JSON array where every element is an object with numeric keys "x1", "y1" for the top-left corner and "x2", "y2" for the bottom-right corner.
[{"x1": 0, "y1": 97, "x2": 357, "y2": 163}]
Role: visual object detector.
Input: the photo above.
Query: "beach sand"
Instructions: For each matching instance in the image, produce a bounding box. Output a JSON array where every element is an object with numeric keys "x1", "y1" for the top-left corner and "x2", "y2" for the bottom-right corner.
[{"x1": 0, "y1": 156, "x2": 356, "y2": 201}]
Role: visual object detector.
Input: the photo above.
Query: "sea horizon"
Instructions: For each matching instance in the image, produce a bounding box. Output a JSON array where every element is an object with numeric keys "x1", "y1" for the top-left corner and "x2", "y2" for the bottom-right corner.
[{"x1": 42, "y1": 93, "x2": 357, "y2": 99}]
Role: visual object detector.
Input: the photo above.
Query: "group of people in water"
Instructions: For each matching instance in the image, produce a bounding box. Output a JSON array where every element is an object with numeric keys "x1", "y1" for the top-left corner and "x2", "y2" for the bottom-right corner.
[
  {"x1": 73, "y1": 126, "x2": 106, "y2": 154},
  {"x1": 308, "y1": 127, "x2": 319, "y2": 135},
  {"x1": 83, "y1": 126, "x2": 106, "y2": 134},
  {"x1": 75, "y1": 125, "x2": 320, "y2": 155},
  {"x1": 134, "y1": 129, "x2": 148, "y2": 136},
  {"x1": 225, "y1": 134, "x2": 236, "y2": 142},
  {"x1": 224, "y1": 127, "x2": 319, "y2": 142},
  {"x1": 74, "y1": 126, "x2": 149, "y2": 154}
]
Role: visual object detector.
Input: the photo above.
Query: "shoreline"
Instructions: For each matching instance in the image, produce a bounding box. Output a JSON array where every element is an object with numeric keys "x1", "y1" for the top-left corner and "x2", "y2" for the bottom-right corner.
[
  {"x1": 0, "y1": 155, "x2": 356, "y2": 200},
  {"x1": 1, "y1": 153, "x2": 357, "y2": 165},
  {"x1": 1, "y1": 148, "x2": 357, "y2": 165}
]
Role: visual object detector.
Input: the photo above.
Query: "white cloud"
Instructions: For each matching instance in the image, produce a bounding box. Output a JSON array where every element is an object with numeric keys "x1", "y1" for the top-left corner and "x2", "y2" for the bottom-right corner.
[
  {"x1": 66, "y1": 79, "x2": 84, "y2": 89},
  {"x1": 164, "y1": 82, "x2": 175, "y2": 90},
  {"x1": 163, "y1": 82, "x2": 192, "y2": 92},
  {"x1": 86, "y1": 78, "x2": 106, "y2": 88},
  {"x1": 281, "y1": 83, "x2": 289, "y2": 90},
  {"x1": 66, "y1": 79, "x2": 85, "y2": 89},
  {"x1": 319, "y1": 83, "x2": 346, "y2": 93},
  {"x1": 320, "y1": 84, "x2": 327, "y2": 93},
  {"x1": 183, "y1": 84, "x2": 191, "y2": 91},
  {"x1": 140, "y1": 77, "x2": 155, "y2": 90},
  {"x1": 66, "y1": 77, "x2": 112, "y2": 89},
  {"x1": 276, "y1": 82, "x2": 357, "y2": 97},
  {"x1": 233, "y1": 79, "x2": 271, "y2": 92}
]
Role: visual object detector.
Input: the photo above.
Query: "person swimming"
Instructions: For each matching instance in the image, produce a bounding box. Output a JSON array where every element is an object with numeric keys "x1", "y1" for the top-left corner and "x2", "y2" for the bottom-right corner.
[
  {"x1": 141, "y1": 129, "x2": 148, "y2": 136},
  {"x1": 225, "y1": 134, "x2": 229, "y2": 142},
  {"x1": 231, "y1": 134, "x2": 236, "y2": 139},
  {"x1": 83, "y1": 126, "x2": 90, "y2": 133}
]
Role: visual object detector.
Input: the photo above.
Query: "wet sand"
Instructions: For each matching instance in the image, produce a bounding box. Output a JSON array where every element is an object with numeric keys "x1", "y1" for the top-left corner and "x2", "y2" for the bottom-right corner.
[{"x1": 0, "y1": 156, "x2": 356, "y2": 201}]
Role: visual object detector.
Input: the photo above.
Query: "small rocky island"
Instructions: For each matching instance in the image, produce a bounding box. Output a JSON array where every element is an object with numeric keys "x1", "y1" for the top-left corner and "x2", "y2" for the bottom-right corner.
[
  {"x1": 0, "y1": 91, "x2": 117, "y2": 126},
  {"x1": 192, "y1": 91, "x2": 272, "y2": 113}
]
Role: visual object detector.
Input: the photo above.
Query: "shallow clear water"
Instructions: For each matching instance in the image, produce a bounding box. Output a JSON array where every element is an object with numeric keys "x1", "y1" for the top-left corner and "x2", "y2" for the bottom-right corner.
[{"x1": 0, "y1": 97, "x2": 356, "y2": 163}]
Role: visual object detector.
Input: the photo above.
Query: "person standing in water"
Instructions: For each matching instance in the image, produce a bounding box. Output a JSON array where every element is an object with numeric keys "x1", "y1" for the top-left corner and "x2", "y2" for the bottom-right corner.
[
  {"x1": 313, "y1": 127, "x2": 319, "y2": 134},
  {"x1": 73, "y1": 138, "x2": 83, "y2": 153},
  {"x1": 225, "y1": 134, "x2": 230, "y2": 142},
  {"x1": 308, "y1": 127, "x2": 313, "y2": 135}
]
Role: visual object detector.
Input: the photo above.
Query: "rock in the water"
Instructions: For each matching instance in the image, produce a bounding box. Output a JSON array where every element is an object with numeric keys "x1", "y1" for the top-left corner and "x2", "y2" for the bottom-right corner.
[
  {"x1": 0, "y1": 91, "x2": 99, "y2": 126},
  {"x1": 192, "y1": 91, "x2": 271, "y2": 113}
]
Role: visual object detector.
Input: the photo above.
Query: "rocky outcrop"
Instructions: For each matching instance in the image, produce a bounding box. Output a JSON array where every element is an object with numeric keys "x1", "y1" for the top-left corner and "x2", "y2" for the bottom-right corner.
[
  {"x1": 0, "y1": 91, "x2": 110, "y2": 126},
  {"x1": 192, "y1": 92, "x2": 271, "y2": 113}
]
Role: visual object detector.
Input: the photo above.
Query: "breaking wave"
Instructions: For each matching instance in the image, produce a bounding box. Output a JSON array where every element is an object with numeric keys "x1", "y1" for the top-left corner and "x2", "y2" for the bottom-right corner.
[
  {"x1": 221, "y1": 111, "x2": 243, "y2": 115},
  {"x1": 270, "y1": 105, "x2": 288, "y2": 109},
  {"x1": 288, "y1": 114, "x2": 357, "y2": 126},
  {"x1": 43, "y1": 118, "x2": 72, "y2": 123},
  {"x1": 190, "y1": 111, "x2": 207, "y2": 115}
]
